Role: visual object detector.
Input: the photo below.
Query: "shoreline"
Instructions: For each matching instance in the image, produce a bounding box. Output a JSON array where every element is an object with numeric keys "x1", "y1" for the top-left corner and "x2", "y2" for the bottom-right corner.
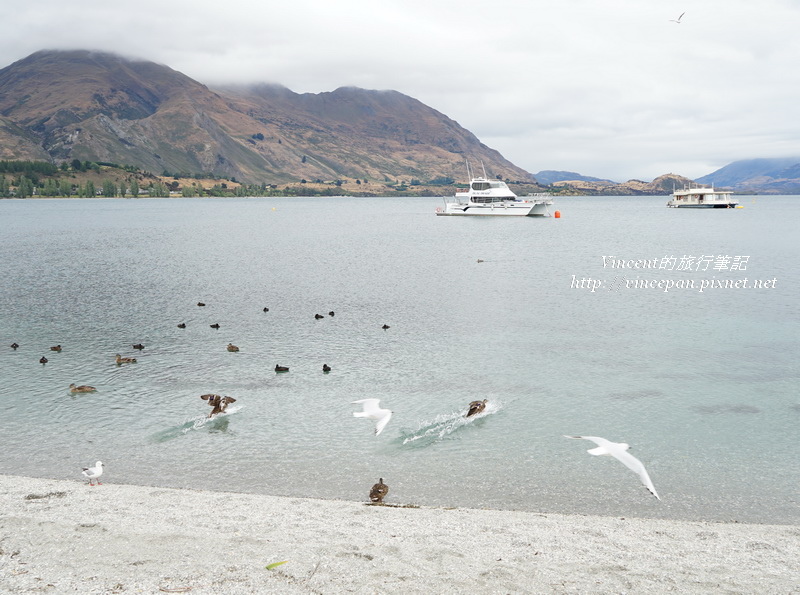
[{"x1": 1, "y1": 474, "x2": 798, "y2": 594}]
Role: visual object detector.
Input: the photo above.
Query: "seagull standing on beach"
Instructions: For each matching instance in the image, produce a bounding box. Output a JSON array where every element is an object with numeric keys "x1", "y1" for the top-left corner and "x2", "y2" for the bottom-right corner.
[
  {"x1": 352, "y1": 399, "x2": 392, "y2": 436},
  {"x1": 82, "y1": 461, "x2": 104, "y2": 486},
  {"x1": 564, "y1": 435, "x2": 660, "y2": 500}
]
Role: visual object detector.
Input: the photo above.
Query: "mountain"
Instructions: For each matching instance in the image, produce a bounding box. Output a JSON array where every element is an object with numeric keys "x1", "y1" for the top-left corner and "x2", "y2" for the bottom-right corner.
[
  {"x1": 0, "y1": 50, "x2": 536, "y2": 185},
  {"x1": 534, "y1": 170, "x2": 615, "y2": 185},
  {"x1": 550, "y1": 173, "x2": 694, "y2": 196},
  {"x1": 696, "y1": 158, "x2": 800, "y2": 193}
]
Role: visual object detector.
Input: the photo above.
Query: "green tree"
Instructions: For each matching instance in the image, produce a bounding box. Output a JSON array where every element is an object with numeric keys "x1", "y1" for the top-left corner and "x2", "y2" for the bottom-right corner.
[
  {"x1": 16, "y1": 176, "x2": 34, "y2": 198},
  {"x1": 130, "y1": 179, "x2": 139, "y2": 198},
  {"x1": 118, "y1": 181, "x2": 126, "y2": 198},
  {"x1": 102, "y1": 180, "x2": 117, "y2": 197},
  {"x1": 83, "y1": 180, "x2": 96, "y2": 198},
  {"x1": 59, "y1": 180, "x2": 72, "y2": 197},
  {"x1": 0, "y1": 175, "x2": 9, "y2": 198}
]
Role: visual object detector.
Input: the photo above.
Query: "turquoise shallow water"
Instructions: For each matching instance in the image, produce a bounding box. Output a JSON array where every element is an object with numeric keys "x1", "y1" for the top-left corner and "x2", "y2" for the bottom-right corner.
[{"x1": 0, "y1": 195, "x2": 798, "y2": 523}]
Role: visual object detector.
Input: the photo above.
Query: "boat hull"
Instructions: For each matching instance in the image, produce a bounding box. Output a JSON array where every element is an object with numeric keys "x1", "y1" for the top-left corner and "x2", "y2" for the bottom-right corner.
[
  {"x1": 436, "y1": 201, "x2": 551, "y2": 217},
  {"x1": 667, "y1": 203, "x2": 738, "y2": 208}
]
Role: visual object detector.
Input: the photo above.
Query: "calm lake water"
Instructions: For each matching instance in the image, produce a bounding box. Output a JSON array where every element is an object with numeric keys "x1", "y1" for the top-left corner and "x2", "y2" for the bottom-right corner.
[{"x1": 1, "y1": 195, "x2": 798, "y2": 524}]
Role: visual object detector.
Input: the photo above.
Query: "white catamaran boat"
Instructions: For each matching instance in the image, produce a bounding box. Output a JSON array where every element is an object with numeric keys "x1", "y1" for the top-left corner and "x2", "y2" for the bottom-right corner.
[
  {"x1": 436, "y1": 164, "x2": 553, "y2": 217},
  {"x1": 667, "y1": 186, "x2": 739, "y2": 208}
]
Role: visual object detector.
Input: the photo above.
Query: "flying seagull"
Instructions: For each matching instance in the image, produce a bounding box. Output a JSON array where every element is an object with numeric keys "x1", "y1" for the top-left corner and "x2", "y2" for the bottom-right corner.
[
  {"x1": 82, "y1": 461, "x2": 104, "y2": 486},
  {"x1": 670, "y1": 12, "x2": 685, "y2": 23},
  {"x1": 564, "y1": 435, "x2": 660, "y2": 500},
  {"x1": 352, "y1": 399, "x2": 392, "y2": 436}
]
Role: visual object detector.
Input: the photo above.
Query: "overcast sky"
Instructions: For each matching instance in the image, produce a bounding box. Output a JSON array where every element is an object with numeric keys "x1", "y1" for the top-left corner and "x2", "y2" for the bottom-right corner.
[{"x1": 2, "y1": 0, "x2": 800, "y2": 181}]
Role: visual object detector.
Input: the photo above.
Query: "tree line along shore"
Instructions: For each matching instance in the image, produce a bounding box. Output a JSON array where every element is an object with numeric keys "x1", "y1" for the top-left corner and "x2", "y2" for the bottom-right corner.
[{"x1": 0, "y1": 159, "x2": 550, "y2": 198}]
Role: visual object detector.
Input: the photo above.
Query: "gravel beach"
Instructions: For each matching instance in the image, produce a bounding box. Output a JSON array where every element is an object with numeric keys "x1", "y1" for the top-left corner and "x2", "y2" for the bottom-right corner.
[{"x1": 1, "y1": 474, "x2": 798, "y2": 594}]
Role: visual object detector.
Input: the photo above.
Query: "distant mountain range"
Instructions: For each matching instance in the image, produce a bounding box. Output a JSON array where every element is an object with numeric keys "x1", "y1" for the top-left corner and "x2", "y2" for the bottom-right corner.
[
  {"x1": 1, "y1": 50, "x2": 798, "y2": 194},
  {"x1": 0, "y1": 50, "x2": 534, "y2": 186},
  {"x1": 538, "y1": 159, "x2": 800, "y2": 195}
]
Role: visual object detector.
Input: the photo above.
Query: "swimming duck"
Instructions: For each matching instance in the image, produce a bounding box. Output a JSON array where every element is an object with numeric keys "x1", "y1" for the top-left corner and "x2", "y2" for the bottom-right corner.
[
  {"x1": 200, "y1": 393, "x2": 237, "y2": 417},
  {"x1": 115, "y1": 353, "x2": 137, "y2": 364},
  {"x1": 328, "y1": 311, "x2": 335, "y2": 317},
  {"x1": 275, "y1": 365, "x2": 289, "y2": 373},
  {"x1": 382, "y1": 324, "x2": 390, "y2": 330},
  {"x1": 263, "y1": 307, "x2": 269, "y2": 312},
  {"x1": 40, "y1": 356, "x2": 48, "y2": 364},
  {"x1": 227, "y1": 343, "x2": 239, "y2": 352},
  {"x1": 322, "y1": 363, "x2": 331, "y2": 373},
  {"x1": 177, "y1": 323, "x2": 186, "y2": 328},
  {"x1": 210, "y1": 323, "x2": 220, "y2": 329},
  {"x1": 132, "y1": 343, "x2": 145, "y2": 350},
  {"x1": 69, "y1": 383, "x2": 97, "y2": 393},
  {"x1": 10, "y1": 342, "x2": 18, "y2": 349},
  {"x1": 314, "y1": 314, "x2": 324, "y2": 320},
  {"x1": 369, "y1": 478, "x2": 389, "y2": 503},
  {"x1": 197, "y1": 302, "x2": 206, "y2": 307},
  {"x1": 50, "y1": 345, "x2": 62, "y2": 352},
  {"x1": 466, "y1": 399, "x2": 488, "y2": 417}
]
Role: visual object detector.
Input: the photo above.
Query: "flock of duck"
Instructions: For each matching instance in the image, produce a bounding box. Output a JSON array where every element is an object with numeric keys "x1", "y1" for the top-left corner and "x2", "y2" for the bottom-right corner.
[
  {"x1": 9, "y1": 303, "x2": 662, "y2": 503},
  {"x1": 8, "y1": 301, "x2": 409, "y2": 498}
]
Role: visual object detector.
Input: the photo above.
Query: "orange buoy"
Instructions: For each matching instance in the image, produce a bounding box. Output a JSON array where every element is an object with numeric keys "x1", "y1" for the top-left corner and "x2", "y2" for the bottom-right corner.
[{"x1": 554, "y1": 210, "x2": 561, "y2": 218}]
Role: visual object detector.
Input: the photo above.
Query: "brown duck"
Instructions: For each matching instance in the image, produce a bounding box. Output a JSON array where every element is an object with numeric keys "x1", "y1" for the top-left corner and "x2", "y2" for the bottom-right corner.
[
  {"x1": 466, "y1": 399, "x2": 488, "y2": 417},
  {"x1": 200, "y1": 394, "x2": 237, "y2": 418},
  {"x1": 369, "y1": 478, "x2": 389, "y2": 504},
  {"x1": 70, "y1": 383, "x2": 97, "y2": 393}
]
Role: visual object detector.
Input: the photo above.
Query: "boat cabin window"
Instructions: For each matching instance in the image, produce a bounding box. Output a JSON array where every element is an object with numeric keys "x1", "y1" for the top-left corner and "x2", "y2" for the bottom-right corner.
[{"x1": 471, "y1": 182, "x2": 491, "y2": 191}]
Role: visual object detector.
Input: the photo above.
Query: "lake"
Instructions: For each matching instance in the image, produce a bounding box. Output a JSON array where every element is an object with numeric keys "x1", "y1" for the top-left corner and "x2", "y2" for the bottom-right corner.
[{"x1": 0, "y1": 195, "x2": 797, "y2": 523}]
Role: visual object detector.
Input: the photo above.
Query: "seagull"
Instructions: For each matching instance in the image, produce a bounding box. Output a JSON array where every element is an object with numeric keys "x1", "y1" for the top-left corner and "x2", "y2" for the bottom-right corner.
[
  {"x1": 369, "y1": 478, "x2": 389, "y2": 503},
  {"x1": 82, "y1": 461, "x2": 104, "y2": 486},
  {"x1": 352, "y1": 399, "x2": 392, "y2": 436},
  {"x1": 564, "y1": 435, "x2": 660, "y2": 500},
  {"x1": 670, "y1": 12, "x2": 685, "y2": 23}
]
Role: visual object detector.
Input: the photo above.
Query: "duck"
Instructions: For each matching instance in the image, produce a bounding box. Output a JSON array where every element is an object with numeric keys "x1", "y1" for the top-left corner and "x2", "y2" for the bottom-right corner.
[
  {"x1": 275, "y1": 365, "x2": 289, "y2": 373},
  {"x1": 39, "y1": 356, "x2": 48, "y2": 364},
  {"x1": 177, "y1": 323, "x2": 186, "y2": 329},
  {"x1": 322, "y1": 363, "x2": 331, "y2": 373},
  {"x1": 115, "y1": 353, "x2": 137, "y2": 365},
  {"x1": 69, "y1": 383, "x2": 97, "y2": 393},
  {"x1": 328, "y1": 311, "x2": 335, "y2": 317},
  {"x1": 210, "y1": 323, "x2": 220, "y2": 329},
  {"x1": 227, "y1": 343, "x2": 239, "y2": 352},
  {"x1": 314, "y1": 314, "x2": 324, "y2": 320},
  {"x1": 466, "y1": 399, "x2": 488, "y2": 417},
  {"x1": 382, "y1": 324, "x2": 390, "y2": 330},
  {"x1": 132, "y1": 343, "x2": 145, "y2": 350},
  {"x1": 50, "y1": 345, "x2": 62, "y2": 352},
  {"x1": 263, "y1": 307, "x2": 269, "y2": 312},
  {"x1": 200, "y1": 394, "x2": 237, "y2": 418},
  {"x1": 369, "y1": 478, "x2": 389, "y2": 504},
  {"x1": 197, "y1": 302, "x2": 206, "y2": 307},
  {"x1": 10, "y1": 342, "x2": 19, "y2": 349}
]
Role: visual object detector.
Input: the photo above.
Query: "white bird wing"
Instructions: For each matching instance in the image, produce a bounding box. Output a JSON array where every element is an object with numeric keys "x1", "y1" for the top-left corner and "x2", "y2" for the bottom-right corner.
[
  {"x1": 564, "y1": 435, "x2": 611, "y2": 454},
  {"x1": 611, "y1": 449, "x2": 660, "y2": 500},
  {"x1": 352, "y1": 398, "x2": 380, "y2": 414},
  {"x1": 564, "y1": 435, "x2": 660, "y2": 500},
  {"x1": 374, "y1": 410, "x2": 392, "y2": 436}
]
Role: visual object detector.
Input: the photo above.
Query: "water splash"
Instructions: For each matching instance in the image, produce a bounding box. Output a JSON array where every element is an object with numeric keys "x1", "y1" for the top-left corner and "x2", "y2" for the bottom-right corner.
[
  {"x1": 149, "y1": 405, "x2": 242, "y2": 442},
  {"x1": 399, "y1": 400, "x2": 501, "y2": 447}
]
